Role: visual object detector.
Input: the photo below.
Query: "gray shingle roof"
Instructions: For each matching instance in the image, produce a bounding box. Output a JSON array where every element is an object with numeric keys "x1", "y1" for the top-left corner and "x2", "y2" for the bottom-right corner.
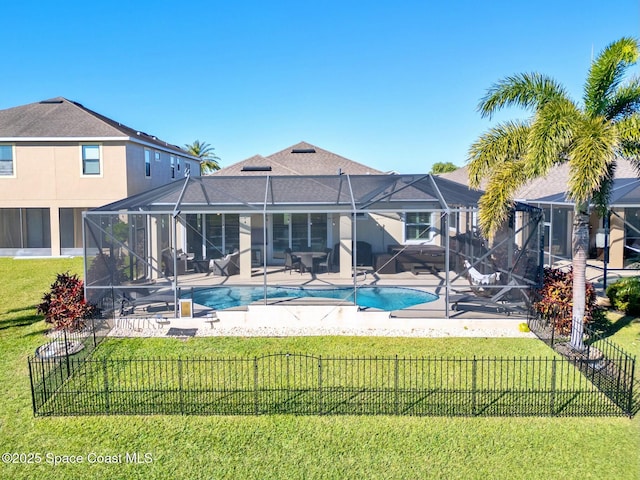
[
  {"x1": 440, "y1": 158, "x2": 640, "y2": 207},
  {"x1": 93, "y1": 174, "x2": 483, "y2": 212},
  {"x1": 0, "y1": 97, "x2": 194, "y2": 157},
  {"x1": 213, "y1": 141, "x2": 383, "y2": 176}
]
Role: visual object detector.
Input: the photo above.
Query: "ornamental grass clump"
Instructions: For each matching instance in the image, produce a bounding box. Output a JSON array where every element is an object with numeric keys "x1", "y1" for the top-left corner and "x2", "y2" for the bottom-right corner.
[
  {"x1": 37, "y1": 272, "x2": 99, "y2": 331},
  {"x1": 533, "y1": 267, "x2": 602, "y2": 335}
]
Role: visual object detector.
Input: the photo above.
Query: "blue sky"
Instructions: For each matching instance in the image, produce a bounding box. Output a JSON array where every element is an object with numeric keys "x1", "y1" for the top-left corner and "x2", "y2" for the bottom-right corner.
[{"x1": 1, "y1": 0, "x2": 638, "y2": 172}]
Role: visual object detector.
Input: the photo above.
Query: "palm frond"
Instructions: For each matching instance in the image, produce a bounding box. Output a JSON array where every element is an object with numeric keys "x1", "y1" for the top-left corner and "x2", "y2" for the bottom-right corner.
[
  {"x1": 591, "y1": 162, "x2": 617, "y2": 216},
  {"x1": 185, "y1": 140, "x2": 221, "y2": 161},
  {"x1": 200, "y1": 159, "x2": 221, "y2": 174},
  {"x1": 467, "y1": 120, "x2": 530, "y2": 189},
  {"x1": 567, "y1": 116, "x2": 618, "y2": 204},
  {"x1": 525, "y1": 98, "x2": 579, "y2": 177},
  {"x1": 604, "y1": 77, "x2": 640, "y2": 120},
  {"x1": 614, "y1": 114, "x2": 640, "y2": 163},
  {"x1": 478, "y1": 73, "x2": 568, "y2": 119},
  {"x1": 477, "y1": 159, "x2": 530, "y2": 237},
  {"x1": 584, "y1": 37, "x2": 639, "y2": 116}
]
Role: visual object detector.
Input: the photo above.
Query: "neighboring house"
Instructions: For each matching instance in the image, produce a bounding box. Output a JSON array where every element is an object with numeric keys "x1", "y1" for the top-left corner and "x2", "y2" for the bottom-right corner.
[
  {"x1": 0, "y1": 97, "x2": 200, "y2": 256},
  {"x1": 212, "y1": 141, "x2": 383, "y2": 176},
  {"x1": 440, "y1": 160, "x2": 640, "y2": 269}
]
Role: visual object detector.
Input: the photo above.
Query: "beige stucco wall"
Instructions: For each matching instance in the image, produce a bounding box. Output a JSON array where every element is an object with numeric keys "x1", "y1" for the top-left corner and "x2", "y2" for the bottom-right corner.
[
  {"x1": 125, "y1": 143, "x2": 199, "y2": 195},
  {"x1": 0, "y1": 142, "x2": 129, "y2": 207},
  {"x1": 362, "y1": 213, "x2": 404, "y2": 251},
  {"x1": 0, "y1": 140, "x2": 198, "y2": 256}
]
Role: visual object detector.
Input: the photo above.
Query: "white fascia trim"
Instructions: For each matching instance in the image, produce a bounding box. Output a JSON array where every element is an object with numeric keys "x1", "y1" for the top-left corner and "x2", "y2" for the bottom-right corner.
[
  {"x1": 0, "y1": 136, "x2": 130, "y2": 142},
  {"x1": 0, "y1": 136, "x2": 200, "y2": 162}
]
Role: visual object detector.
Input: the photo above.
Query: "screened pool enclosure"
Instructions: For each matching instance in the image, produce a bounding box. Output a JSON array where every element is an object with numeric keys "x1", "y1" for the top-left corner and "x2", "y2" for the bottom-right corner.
[{"x1": 83, "y1": 174, "x2": 543, "y2": 319}]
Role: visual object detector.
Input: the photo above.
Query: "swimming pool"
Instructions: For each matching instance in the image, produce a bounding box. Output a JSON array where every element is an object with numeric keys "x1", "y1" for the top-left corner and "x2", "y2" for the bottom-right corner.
[{"x1": 188, "y1": 286, "x2": 438, "y2": 311}]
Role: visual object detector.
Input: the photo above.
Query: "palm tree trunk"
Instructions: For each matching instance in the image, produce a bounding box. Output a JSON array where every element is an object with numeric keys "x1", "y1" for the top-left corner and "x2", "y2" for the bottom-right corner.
[{"x1": 570, "y1": 203, "x2": 589, "y2": 350}]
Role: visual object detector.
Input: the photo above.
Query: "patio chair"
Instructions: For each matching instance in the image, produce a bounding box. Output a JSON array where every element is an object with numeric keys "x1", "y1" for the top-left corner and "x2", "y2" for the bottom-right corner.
[
  {"x1": 463, "y1": 260, "x2": 501, "y2": 297},
  {"x1": 450, "y1": 261, "x2": 525, "y2": 315},
  {"x1": 209, "y1": 250, "x2": 240, "y2": 276},
  {"x1": 284, "y1": 248, "x2": 300, "y2": 274},
  {"x1": 123, "y1": 289, "x2": 175, "y2": 314},
  {"x1": 316, "y1": 248, "x2": 333, "y2": 273},
  {"x1": 161, "y1": 249, "x2": 188, "y2": 276}
]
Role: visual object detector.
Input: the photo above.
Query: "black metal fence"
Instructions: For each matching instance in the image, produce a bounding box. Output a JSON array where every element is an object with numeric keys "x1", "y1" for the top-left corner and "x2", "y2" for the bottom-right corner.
[
  {"x1": 29, "y1": 350, "x2": 635, "y2": 417},
  {"x1": 528, "y1": 316, "x2": 637, "y2": 416},
  {"x1": 28, "y1": 316, "x2": 111, "y2": 415}
]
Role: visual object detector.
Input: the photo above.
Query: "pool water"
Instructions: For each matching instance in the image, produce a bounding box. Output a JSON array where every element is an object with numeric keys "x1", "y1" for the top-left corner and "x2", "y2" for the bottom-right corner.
[{"x1": 188, "y1": 286, "x2": 438, "y2": 311}]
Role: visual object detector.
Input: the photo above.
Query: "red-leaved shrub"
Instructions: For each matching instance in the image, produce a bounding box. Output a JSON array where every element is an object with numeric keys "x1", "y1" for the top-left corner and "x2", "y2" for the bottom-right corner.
[
  {"x1": 532, "y1": 267, "x2": 601, "y2": 335},
  {"x1": 37, "y1": 272, "x2": 99, "y2": 331}
]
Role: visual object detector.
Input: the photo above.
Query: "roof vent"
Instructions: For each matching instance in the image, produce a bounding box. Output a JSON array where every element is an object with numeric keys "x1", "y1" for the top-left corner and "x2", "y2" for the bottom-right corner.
[
  {"x1": 39, "y1": 99, "x2": 64, "y2": 104},
  {"x1": 291, "y1": 148, "x2": 316, "y2": 154},
  {"x1": 241, "y1": 165, "x2": 272, "y2": 172}
]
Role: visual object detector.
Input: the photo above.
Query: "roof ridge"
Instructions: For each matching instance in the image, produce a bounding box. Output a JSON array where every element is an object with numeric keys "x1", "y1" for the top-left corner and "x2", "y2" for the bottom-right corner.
[
  {"x1": 51, "y1": 98, "x2": 195, "y2": 158},
  {"x1": 58, "y1": 98, "x2": 127, "y2": 137}
]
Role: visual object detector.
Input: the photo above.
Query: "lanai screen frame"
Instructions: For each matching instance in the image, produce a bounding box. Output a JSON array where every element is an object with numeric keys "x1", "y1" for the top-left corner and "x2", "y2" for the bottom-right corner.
[{"x1": 83, "y1": 174, "x2": 543, "y2": 318}]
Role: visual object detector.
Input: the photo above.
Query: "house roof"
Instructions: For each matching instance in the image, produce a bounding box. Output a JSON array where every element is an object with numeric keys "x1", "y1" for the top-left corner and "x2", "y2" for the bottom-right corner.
[
  {"x1": 0, "y1": 97, "x2": 196, "y2": 158},
  {"x1": 212, "y1": 141, "x2": 383, "y2": 176},
  {"x1": 439, "y1": 158, "x2": 640, "y2": 207},
  {"x1": 91, "y1": 173, "x2": 485, "y2": 213}
]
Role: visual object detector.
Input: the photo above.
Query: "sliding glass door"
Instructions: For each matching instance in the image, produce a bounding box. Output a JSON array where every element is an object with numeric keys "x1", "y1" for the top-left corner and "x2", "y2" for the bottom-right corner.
[{"x1": 270, "y1": 213, "x2": 328, "y2": 259}]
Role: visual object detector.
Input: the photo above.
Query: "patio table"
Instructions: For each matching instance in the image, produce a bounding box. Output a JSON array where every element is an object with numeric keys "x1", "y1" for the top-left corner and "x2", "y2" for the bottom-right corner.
[{"x1": 291, "y1": 251, "x2": 327, "y2": 273}]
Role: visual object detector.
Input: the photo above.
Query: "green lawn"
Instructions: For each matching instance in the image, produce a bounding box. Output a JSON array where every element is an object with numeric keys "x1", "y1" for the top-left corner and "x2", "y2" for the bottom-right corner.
[{"x1": 1, "y1": 258, "x2": 639, "y2": 480}]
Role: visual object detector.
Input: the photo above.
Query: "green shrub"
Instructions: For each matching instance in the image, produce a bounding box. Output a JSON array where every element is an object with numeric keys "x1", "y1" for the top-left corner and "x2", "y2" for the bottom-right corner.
[
  {"x1": 606, "y1": 276, "x2": 640, "y2": 315},
  {"x1": 533, "y1": 267, "x2": 603, "y2": 335}
]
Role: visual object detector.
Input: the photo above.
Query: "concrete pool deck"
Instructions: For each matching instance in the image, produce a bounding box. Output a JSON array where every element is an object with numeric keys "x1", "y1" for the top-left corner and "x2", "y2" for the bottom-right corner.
[{"x1": 111, "y1": 301, "x2": 534, "y2": 338}]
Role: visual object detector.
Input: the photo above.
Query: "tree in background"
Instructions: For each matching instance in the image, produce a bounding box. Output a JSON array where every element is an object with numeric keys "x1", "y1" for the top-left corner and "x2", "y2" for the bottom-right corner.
[
  {"x1": 467, "y1": 37, "x2": 640, "y2": 350},
  {"x1": 185, "y1": 140, "x2": 221, "y2": 174},
  {"x1": 430, "y1": 162, "x2": 458, "y2": 174}
]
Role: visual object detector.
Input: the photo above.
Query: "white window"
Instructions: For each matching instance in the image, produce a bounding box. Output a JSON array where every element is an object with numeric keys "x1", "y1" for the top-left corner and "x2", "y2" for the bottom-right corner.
[
  {"x1": 145, "y1": 149, "x2": 151, "y2": 177},
  {"x1": 155, "y1": 151, "x2": 161, "y2": 162},
  {"x1": 170, "y1": 156, "x2": 175, "y2": 179},
  {"x1": 404, "y1": 212, "x2": 434, "y2": 242},
  {"x1": 0, "y1": 145, "x2": 14, "y2": 176},
  {"x1": 81, "y1": 145, "x2": 101, "y2": 175}
]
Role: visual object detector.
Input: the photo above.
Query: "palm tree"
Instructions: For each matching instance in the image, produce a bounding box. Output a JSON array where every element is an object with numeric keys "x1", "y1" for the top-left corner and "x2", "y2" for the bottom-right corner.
[
  {"x1": 184, "y1": 140, "x2": 221, "y2": 174},
  {"x1": 467, "y1": 37, "x2": 640, "y2": 350}
]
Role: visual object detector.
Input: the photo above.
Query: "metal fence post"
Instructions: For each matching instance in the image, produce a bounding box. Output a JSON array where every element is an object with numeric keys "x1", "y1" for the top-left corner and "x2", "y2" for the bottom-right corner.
[
  {"x1": 178, "y1": 357, "x2": 184, "y2": 415},
  {"x1": 394, "y1": 355, "x2": 399, "y2": 415},
  {"x1": 627, "y1": 358, "x2": 636, "y2": 418},
  {"x1": 472, "y1": 357, "x2": 477, "y2": 416},
  {"x1": 253, "y1": 357, "x2": 259, "y2": 415},
  {"x1": 63, "y1": 330, "x2": 71, "y2": 377},
  {"x1": 40, "y1": 359, "x2": 48, "y2": 409},
  {"x1": 550, "y1": 358, "x2": 556, "y2": 416},
  {"x1": 28, "y1": 358, "x2": 38, "y2": 416},
  {"x1": 103, "y1": 358, "x2": 110, "y2": 414},
  {"x1": 318, "y1": 356, "x2": 323, "y2": 415},
  {"x1": 92, "y1": 316, "x2": 97, "y2": 348}
]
